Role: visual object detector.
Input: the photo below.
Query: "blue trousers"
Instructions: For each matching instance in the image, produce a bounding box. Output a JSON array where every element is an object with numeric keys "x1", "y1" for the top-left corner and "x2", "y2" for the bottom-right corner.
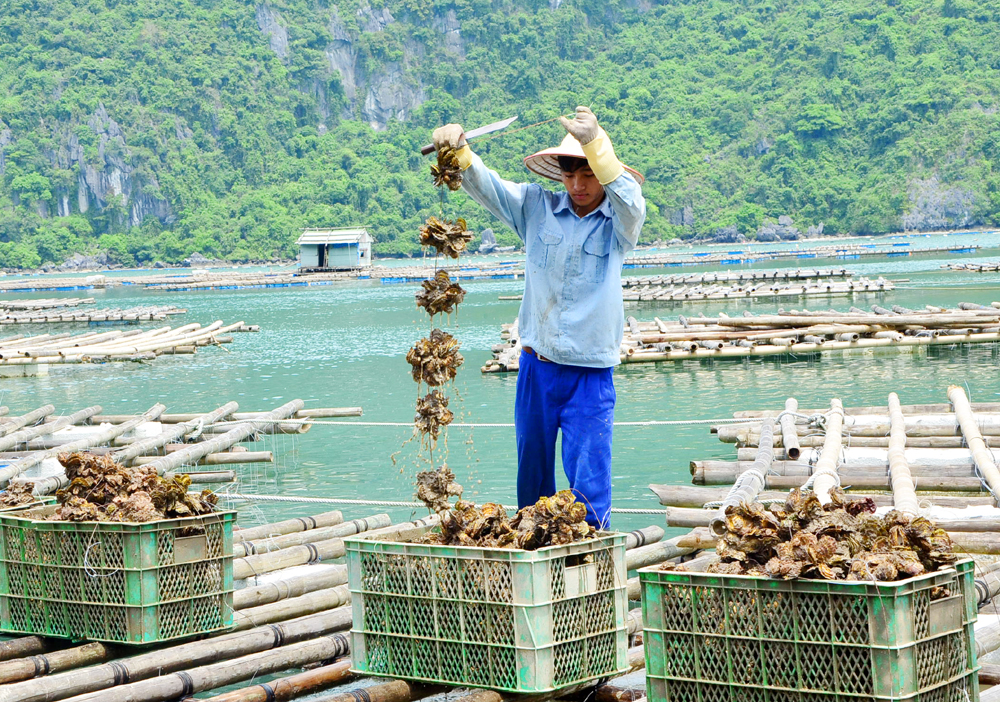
[{"x1": 514, "y1": 350, "x2": 615, "y2": 529}]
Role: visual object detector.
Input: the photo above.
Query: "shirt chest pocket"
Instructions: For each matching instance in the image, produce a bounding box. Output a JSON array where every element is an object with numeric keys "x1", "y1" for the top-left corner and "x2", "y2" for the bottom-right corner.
[
  {"x1": 582, "y1": 229, "x2": 613, "y2": 283},
  {"x1": 530, "y1": 227, "x2": 563, "y2": 270}
]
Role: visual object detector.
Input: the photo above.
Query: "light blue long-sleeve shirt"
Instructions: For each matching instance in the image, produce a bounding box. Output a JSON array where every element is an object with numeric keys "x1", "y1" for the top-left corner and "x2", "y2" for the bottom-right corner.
[{"x1": 461, "y1": 152, "x2": 646, "y2": 367}]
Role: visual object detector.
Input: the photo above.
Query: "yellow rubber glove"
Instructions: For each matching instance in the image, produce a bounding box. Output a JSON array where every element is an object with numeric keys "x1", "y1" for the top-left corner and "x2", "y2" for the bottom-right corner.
[
  {"x1": 432, "y1": 124, "x2": 474, "y2": 170},
  {"x1": 581, "y1": 128, "x2": 625, "y2": 186},
  {"x1": 560, "y1": 107, "x2": 625, "y2": 185}
]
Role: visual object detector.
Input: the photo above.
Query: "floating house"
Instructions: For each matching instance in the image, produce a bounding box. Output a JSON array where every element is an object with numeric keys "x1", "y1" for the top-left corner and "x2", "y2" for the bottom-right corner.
[{"x1": 297, "y1": 228, "x2": 373, "y2": 270}]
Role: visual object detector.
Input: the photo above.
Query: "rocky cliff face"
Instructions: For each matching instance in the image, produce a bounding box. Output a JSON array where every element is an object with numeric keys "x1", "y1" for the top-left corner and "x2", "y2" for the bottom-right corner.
[
  {"x1": 901, "y1": 175, "x2": 977, "y2": 231},
  {"x1": 46, "y1": 104, "x2": 172, "y2": 227},
  {"x1": 255, "y1": 5, "x2": 290, "y2": 60},
  {"x1": 0, "y1": 126, "x2": 10, "y2": 177},
  {"x1": 263, "y1": 2, "x2": 450, "y2": 130}
]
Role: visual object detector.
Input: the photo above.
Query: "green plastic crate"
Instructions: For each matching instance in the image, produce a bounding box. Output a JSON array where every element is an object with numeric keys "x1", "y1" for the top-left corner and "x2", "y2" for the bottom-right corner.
[
  {"x1": 0, "y1": 505, "x2": 235, "y2": 644},
  {"x1": 346, "y1": 528, "x2": 628, "y2": 693},
  {"x1": 640, "y1": 559, "x2": 978, "y2": 701}
]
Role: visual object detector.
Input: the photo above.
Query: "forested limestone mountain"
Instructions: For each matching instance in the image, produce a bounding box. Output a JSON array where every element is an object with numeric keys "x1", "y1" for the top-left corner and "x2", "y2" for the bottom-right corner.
[{"x1": 1, "y1": 0, "x2": 999, "y2": 267}]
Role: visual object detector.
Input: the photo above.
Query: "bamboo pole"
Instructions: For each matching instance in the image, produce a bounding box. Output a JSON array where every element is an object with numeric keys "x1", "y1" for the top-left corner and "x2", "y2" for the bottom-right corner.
[
  {"x1": 0, "y1": 404, "x2": 165, "y2": 488},
  {"x1": 304, "y1": 679, "x2": 440, "y2": 702},
  {"x1": 150, "y1": 451, "x2": 272, "y2": 467},
  {"x1": 0, "y1": 609, "x2": 352, "y2": 702},
  {"x1": 140, "y1": 399, "x2": 304, "y2": 475},
  {"x1": 624, "y1": 525, "x2": 664, "y2": 550},
  {"x1": 974, "y1": 570, "x2": 1000, "y2": 606},
  {"x1": 718, "y1": 413, "x2": 1000, "y2": 441},
  {"x1": 235, "y1": 510, "x2": 345, "y2": 543},
  {"x1": 692, "y1": 460, "x2": 979, "y2": 481},
  {"x1": 762, "y1": 474, "x2": 985, "y2": 492},
  {"x1": 0, "y1": 406, "x2": 101, "y2": 453},
  {"x1": 888, "y1": 393, "x2": 919, "y2": 516},
  {"x1": 811, "y1": 399, "x2": 844, "y2": 504},
  {"x1": 625, "y1": 532, "x2": 703, "y2": 571},
  {"x1": 0, "y1": 405, "x2": 55, "y2": 437},
  {"x1": 111, "y1": 401, "x2": 239, "y2": 465},
  {"x1": 779, "y1": 398, "x2": 801, "y2": 460},
  {"x1": 669, "y1": 501, "x2": 1000, "y2": 527},
  {"x1": 233, "y1": 565, "x2": 347, "y2": 609},
  {"x1": 442, "y1": 646, "x2": 647, "y2": 702},
  {"x1": 735, "y1": 434, "x2": 981, "y2": 449},
  {"x1": 58, "y1": 634, "x2": 351, "y2": 702},
  {"x1": 981, "y1": 664, "x2": 1000, "y2": 686},
  {"x1": 234, "y1": 536, "x2": 346, "y2": 580},
  {"x1": 977, "y1": 621, "x2": 1000, "y2": 658},
  {"x1": 91, "y1": 408, "x2": 363, "y2": 424},
  {"x1": 710, "y1": 419, "x2": 774, "y2": 534},
  {"x1": 231, "y1": 586, "x2": 351, "y2": 630},
  {"x1": 185, "y1": 470, "x2": 236, "y2": 483},
  {"x1": 197, "y1": 660, "x2": 355, "y2": 702},
  {"x1": 0, "y1": 637, "x2": 47, "y2": 663},
  {"x1": 234, "y1": 514, "x2": 390, "y2": 557},
  {"x1": 949, "y1": 385, "x2": 1000, "y2": 497},
  {"x1": 0, "y1": 643, "x2": 109, "y2": 685}
]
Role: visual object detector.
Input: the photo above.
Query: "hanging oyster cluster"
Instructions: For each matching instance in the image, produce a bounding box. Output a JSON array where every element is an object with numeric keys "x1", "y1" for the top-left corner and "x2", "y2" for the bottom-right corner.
[
  {"x1": 416, "y1": 270, "x2": 466, "y2": 317},
  {"x1": 431, "y1": 146, "x2": 463, "y2": 191},
  {"x1": 420, "y1": 217, "x2": 472, "y2": 259},
  {"x1": 705, "y1": 487, "x2": 956, "y2": 581},
  {"x1": 408, "y1": 168, "x2": 474, "y2": 502}
]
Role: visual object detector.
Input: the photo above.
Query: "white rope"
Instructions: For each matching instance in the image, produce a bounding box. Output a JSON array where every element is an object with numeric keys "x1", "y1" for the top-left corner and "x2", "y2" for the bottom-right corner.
[
  {"x1": 218, "y1": 492, "x2": 668, "y2": 515},
  {"x1": 208, "y1": 417, "x2": 769, "y2": 429}
]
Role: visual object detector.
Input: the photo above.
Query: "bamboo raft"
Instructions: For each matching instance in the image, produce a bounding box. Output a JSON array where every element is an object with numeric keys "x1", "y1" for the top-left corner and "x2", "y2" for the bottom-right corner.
[
  {"x1": 621, "y1": 275, "x2": 893, "y2": 302},
  {"x1": 622, "y1": 268, "x2": 853, "y2": 286},
  {"x1": 0, "y1": 298, "x2": 94, "y2": 310},
  {"x1": 138, "y1": 264, "x2": 523, "y2": 291},
  {"x1": 0, "y1": 403, "x2": 998, "y2": 697},
  {"x1": 482, "y1": 302, "x2": 1000, "y2": 373},
  {"x1": 0, "y1": 305, "x2": 185, "y2": 326},
  {"x1": 0, "y1": 265, "x2": 525, "y2": 294},
  {"x1": 946, "y1": 261, "x2": 1000, "y2": 273},
  {"x1": 624, "y1": 243, "x2": 979, "y2": 268},
  {"x1": 0, "y1": 399, "x2": 361, "y2": 494},
  {"x1": 650, "y1": 386, "x2": 1000, "y2": 548},
  {"x1": 0, "y1": 321, "x2": 257, "y2": 375}
]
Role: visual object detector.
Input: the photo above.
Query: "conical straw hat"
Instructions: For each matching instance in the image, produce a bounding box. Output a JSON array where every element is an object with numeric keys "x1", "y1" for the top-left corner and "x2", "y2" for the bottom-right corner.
[{"x1": 523, "y1": 133, "x2": 644, "y2": 185}]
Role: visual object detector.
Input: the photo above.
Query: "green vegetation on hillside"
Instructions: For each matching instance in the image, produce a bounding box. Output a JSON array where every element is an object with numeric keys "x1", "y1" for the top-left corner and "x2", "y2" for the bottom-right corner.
[{"x1": 1, "y1": 0, "x2": 999, "y2": 267}]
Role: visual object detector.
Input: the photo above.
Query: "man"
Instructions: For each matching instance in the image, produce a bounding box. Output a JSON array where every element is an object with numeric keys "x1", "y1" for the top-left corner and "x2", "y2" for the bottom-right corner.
[{"x1": 432, "y1": 106, "x2": 645, "y2": 528}]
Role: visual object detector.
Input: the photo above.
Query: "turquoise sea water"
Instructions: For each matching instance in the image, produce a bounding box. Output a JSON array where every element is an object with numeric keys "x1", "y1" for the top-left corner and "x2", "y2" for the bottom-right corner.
[{"x1": 3, "y1": 232, "x2": 1000, "y2": 536}]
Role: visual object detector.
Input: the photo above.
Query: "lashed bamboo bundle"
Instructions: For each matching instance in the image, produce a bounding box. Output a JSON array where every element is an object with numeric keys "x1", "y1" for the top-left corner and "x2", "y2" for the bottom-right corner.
[
  {"x1": 0, "y1": 305, "x2": 185, "y2": 325},
  {"x1": 622, "y1": 276, "x2": 892, "y2": 302},
  {"x1": 946, "y1": 262, "x2": 1000, "y2": 272},
  {"x1": 622, "y1": 268, "x2": 852, "y2": 287},
  {"x1": 625, "y1": 243, "x2": 978, "y2": 268},
  {"x1": 140, "y1": 263, "x2": 522, "y2": 292},
  {"x1": 0, "y1": 399, "x2": 357, "y2": 496},
  {"x1": 0, "y1": 320, "x2": 250, "y2": 366},
  {"x1": 483, "y1": 302, "x2": 1000, "y2": 372},
  {"x1": 0, "y1": 297, "x2": 94, "y2": 310}
]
